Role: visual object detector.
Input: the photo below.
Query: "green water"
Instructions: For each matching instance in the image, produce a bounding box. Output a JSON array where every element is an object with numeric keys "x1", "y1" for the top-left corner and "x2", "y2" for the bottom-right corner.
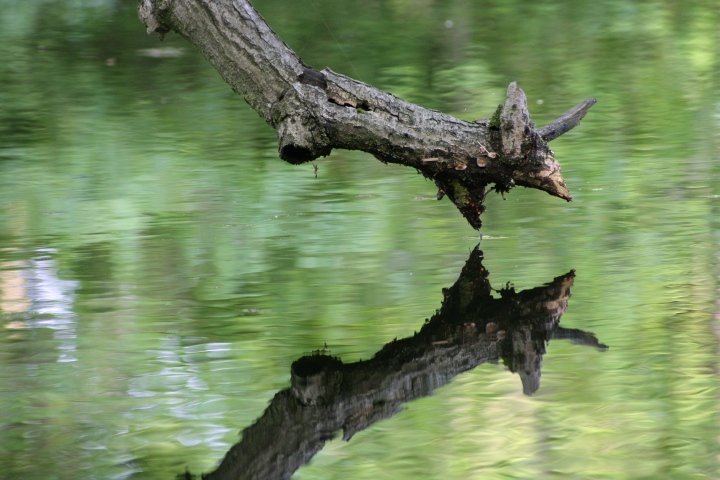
[{"x1": 0, "y1": 1, "x2": 718, "y2": 478}]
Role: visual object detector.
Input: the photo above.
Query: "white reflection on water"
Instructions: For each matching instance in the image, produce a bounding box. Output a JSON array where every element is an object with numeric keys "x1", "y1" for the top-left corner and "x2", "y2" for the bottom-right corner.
[{"x1": 2, "y1": 248, "x2": 80, "y2": 363}]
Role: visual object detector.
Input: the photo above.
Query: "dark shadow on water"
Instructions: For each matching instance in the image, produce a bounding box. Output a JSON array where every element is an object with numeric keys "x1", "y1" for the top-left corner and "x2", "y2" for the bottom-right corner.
[{"x1": 190, "y1": 246, "x2": 607, "y2": 480}]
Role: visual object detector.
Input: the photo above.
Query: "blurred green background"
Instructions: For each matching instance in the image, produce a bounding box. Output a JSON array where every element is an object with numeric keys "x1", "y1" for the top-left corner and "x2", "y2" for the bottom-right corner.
[{"x1": 0, "y1": 0, "x2": 717, "y2": 478}]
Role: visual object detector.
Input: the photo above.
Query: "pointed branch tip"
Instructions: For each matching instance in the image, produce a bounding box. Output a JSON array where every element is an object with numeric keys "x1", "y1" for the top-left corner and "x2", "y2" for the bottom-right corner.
[{"x1": 538, "y1": 98, "x2": 597, "y2": 142}]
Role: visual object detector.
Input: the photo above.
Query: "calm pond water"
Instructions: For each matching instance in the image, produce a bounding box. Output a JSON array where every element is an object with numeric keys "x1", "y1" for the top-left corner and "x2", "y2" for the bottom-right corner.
[{"x1": 0, "y1": 1, "x2": 718, "y2": 479}]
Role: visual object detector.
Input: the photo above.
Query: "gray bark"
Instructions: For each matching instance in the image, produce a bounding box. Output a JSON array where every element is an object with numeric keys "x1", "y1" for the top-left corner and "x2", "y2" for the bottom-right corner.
[{"x1": 138, "y1": 0, "x2": 595, "y2": 229}]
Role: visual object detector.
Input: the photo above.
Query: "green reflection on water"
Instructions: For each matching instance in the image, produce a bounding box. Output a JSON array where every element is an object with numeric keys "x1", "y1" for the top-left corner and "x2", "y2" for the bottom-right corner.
[{"x1": 0, "y1": 0, "x2": 718, "y2": 479}]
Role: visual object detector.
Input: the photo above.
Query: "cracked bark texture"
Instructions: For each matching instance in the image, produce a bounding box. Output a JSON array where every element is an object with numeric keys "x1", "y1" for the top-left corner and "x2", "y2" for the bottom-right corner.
[{"x1": 138, "y1": 0, "x2": 595, "y2": 229}]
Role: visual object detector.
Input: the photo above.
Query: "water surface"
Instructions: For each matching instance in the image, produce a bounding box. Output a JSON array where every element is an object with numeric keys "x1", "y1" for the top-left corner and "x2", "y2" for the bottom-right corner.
[{"x1": 0, "y1": 1, "x2": 718, "y2": 479}]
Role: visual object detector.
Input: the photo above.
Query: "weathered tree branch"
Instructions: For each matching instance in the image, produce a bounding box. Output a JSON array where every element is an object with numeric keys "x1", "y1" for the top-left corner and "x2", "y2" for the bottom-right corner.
[{"x1": 138, "y1": 0, "x2": 595, "y2": 229}]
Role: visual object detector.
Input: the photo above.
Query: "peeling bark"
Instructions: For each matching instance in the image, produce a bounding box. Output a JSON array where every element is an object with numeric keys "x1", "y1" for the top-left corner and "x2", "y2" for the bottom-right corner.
[{"x1": 138, "y1": 0, "x2": 595, "y2": 229}]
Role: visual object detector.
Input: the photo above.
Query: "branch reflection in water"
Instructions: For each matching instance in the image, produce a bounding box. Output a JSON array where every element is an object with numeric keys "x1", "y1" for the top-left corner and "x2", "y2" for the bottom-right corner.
[{"x1": 196, "y1": 246, "x2": 607, "y2": 480}]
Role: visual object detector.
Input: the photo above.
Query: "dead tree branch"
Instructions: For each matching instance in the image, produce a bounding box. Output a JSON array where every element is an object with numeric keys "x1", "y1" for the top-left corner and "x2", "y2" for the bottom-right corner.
[{"x1": 138, "y1": 0, "x2": 595, "y2": 229}]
